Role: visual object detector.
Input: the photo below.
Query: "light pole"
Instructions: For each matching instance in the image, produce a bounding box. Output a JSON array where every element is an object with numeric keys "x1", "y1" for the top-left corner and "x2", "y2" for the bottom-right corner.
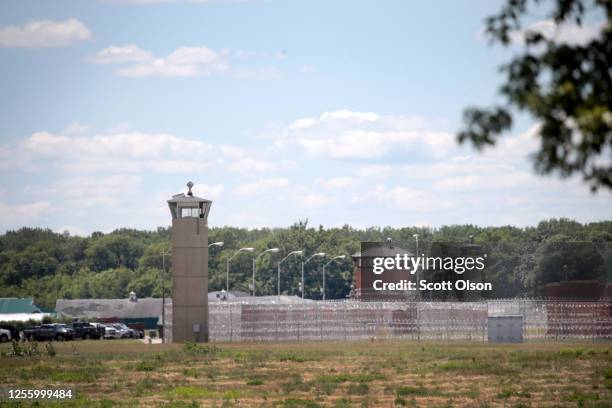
[
  {"x1": 160, "y1": 249, "x2": 171, "y2": 344},
  {"x1": 322, "y1": 255, "x2": 346, "y2": 301},
  {"x1": 277, "y1": 250, "x2": 303, "y2": 300},
  {"x1": 209, "y1": 241, "x2": 224, "y2": 248},
  {"x1": 226, "y1": 247, "x2": 254, "y2": 293},
  {"x1": 252, "y1": 248, "x2": 280, "y2": 296},
  {"x1": 302, "y1": 252, "x2": 326, "y2": 300}
]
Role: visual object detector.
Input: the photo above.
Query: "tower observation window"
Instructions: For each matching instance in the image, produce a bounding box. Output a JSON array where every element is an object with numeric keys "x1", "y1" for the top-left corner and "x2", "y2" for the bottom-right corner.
[{"x1": 181, "y1": 207, "x2": 200, "y2": 218}]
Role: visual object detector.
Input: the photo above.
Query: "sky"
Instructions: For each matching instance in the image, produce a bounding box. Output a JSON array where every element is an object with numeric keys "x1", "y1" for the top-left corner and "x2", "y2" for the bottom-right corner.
[{"x1": 0, "y1": 0, "x2": 610, "y2": 235}]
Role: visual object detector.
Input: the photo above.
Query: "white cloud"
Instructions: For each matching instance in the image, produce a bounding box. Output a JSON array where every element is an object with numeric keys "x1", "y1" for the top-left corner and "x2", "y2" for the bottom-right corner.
[
  {"x1": 363, "y1": 185, "x2": 459, "y2": 212},
  {"x1": 229, "y1": 158, "x2": 273, "y2": 173},
  {"x1": 432, "y1": 172, "x2": 540, "y2": 192},
  {"x1": 192, "y1": 183, "x2": 224, "y2": 198},
  {"x1": 300, "y1": 193, "x2": 329, "y2": 208},
  {"x1": 510, "y1": 19, "x2": 603, "y2": 46},
  {"x1": 0, "y1": 128, "x2": 252, "y2": 175},
  {"x1": 233, "y1": 178, "x2": 289, "y2": 195},
  {"x1": 23, "y1": 131, "x2": 213, "y2": 158},
  {"x1": 0, "y1": 19, "x2": 91, "y2": 48},
  {"x1": 0, "y1": 201, "x2": 51, "y2": 228},
  {"x1": 63, "y1": 122, "x2": 91, "y2": 135},
  {"x1": 323, "y1": 176, "x2": 359, "y2": 189},
  {"x1": 47, "y1": 175, "x2": 142, "y2": 207},
  {"x1": 90, "y1": 44, "x2": 153, "y2": 64},
  {"x1": 91, "y1": 45, "x2": 228, "y2": 77},
  {"x1": 91, "y1": 44, "x2": 281, "y2": 78},
  {"x1": 279, "y1": 110, "x2": 453, "y2": 160}
]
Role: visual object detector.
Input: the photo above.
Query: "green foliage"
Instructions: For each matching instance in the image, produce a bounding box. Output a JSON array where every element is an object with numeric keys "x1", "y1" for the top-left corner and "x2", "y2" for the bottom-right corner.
[
  {"x1": 7, "y1": 340, "x2": 40, "y2": 357},
  {"x1": 459, "y1": 0, "x2": 612, "y2": 190},
  {"x1": 182, "y1": 341, "x2": 220, "y2": 356},
  {"x1": 0, "y1": 219, "x2": 610, "y2": 308},
  {"x1": 45, "y1": 341, "x2": 56, "y2": 357}
]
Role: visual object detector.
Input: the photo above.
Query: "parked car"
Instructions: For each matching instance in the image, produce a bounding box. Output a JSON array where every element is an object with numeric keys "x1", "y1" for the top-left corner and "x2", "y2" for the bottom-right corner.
[
  {"x1": 71, "y1": 321, "x2": 104, "y2": 339},
  {"x1": 111, "y1": 323, "x2": 134, "y2": 339},
  {"x1": 103, "y1": 325, "x2": 121, "y2": 339},
  {"x1": 89, "y1": 322, "x2": 108, "y2": 339},
  {"x1": 0, "y1": 328, "x2": 11, "y2": 342},
  {"x1": 22, "y1": 324, "x2": 74, "y2": 341},
  {"x1": 0, "y1": 325, "x2": 18, "y2": 341}
]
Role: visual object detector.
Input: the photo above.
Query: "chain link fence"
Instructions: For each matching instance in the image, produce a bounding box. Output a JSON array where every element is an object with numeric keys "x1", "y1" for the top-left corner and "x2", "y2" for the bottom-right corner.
[{"x1": 185, "y1": 299, "x2": 612, "y2": 343}]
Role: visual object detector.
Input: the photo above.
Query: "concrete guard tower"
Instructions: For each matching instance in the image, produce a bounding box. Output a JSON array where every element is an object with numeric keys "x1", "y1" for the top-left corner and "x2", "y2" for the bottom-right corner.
[{"x1": 167, "y1": 182, "x2": 211, "y2": 342}]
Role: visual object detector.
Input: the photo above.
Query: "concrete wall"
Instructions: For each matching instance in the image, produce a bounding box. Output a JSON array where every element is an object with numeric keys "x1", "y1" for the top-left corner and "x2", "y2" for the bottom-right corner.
[{"x1": 172, "y1": 217, "x2": 209, "y2": 342}]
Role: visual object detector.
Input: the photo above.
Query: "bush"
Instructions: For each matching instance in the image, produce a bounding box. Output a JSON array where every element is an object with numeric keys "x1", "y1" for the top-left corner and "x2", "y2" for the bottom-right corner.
[
  {"x1": 182, "y1": 341, "x2": 220, "y2": 356},
  {"x1": 45, "y1": 341, "x2": 56, "y2": 357}
]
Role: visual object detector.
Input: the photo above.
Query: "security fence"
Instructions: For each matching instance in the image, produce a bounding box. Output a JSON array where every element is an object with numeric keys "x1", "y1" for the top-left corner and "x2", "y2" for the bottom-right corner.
[{"x1": 175, "y1": 299, "x2": 612, "y2": 343}]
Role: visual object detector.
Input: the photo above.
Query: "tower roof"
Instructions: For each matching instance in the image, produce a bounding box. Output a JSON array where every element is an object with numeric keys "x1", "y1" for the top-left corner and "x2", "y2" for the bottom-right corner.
[
  {"x1": 166, "y1": 193, "x2": 211, "y2": 205},
  {"x1": 168, "y1": 180, "x2": 210, "y2": 204}
]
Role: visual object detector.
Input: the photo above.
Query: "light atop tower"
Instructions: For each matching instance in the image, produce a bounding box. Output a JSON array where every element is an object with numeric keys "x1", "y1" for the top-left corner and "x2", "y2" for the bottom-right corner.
[
  {"x1": 186, "y1": 181, "x2": 194, "y2": 196},
  {"x1": 167, "y1": 182, "x2": 212, "y2": 220}
]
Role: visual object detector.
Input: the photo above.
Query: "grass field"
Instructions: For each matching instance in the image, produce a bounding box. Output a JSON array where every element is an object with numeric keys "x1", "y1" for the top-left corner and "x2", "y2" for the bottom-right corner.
[{"x1": 0, "y1": 340, "x2": 611, "y2": 407}]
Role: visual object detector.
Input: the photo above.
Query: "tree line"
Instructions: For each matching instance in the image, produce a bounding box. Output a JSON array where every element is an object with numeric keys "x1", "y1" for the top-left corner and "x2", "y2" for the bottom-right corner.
[{"x1": 0, "y1": 218, "x2": 610, "y2": 308}]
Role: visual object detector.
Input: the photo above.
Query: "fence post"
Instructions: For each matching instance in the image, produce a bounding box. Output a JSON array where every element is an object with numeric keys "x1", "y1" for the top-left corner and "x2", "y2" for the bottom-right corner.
[
  {"x1": 229, "y1": 303, "x2": 233, "y2": 343},
  {"x1": 416, "y1": 302, "x2": 420, "y2": 342},
  {"x1": 319, "y1": 304, "x2": 323, "y2": 342}
]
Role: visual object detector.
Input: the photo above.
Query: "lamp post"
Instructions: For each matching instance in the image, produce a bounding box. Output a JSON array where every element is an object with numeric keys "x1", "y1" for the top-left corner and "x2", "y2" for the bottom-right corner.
[
  {"x1": 322, "y1": 255, "x2": 346, "y2": 301},
  {"x1": 277, "y1": 250, "x2": 303, "y2": 300},
  {"x1": 160, "y1": 249, "x2": 171, "y2": 344},
  {"x1": 209, "y1": 241, "x2": 224, "y2": 248},
  {"x1": 302, "y1": 252, "x2": 326, "y2": 300},
  {"x1": 226, "y1": 247, "x2": 254, "y2": 293},
  {"x1": 252, "y1": 248, "x2": 280, "y2": 296}
]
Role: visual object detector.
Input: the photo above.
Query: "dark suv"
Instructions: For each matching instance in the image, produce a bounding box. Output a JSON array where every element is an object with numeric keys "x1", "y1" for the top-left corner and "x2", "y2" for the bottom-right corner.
[
  {"x1": 22, "y1": 324, "x2": 75, "y2": 341},
  {"x1": 71, "y1": 321, "x2": 104, "y2": 339}
]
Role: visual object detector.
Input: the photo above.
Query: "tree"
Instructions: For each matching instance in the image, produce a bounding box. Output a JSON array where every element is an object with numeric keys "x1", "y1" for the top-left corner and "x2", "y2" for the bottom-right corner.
[
  {"x1": 84, "y1": 234, "x2": 144, "y2": 271},
  {"x1": 459, "y1": 0, "x2": 611, "y2": 190}
]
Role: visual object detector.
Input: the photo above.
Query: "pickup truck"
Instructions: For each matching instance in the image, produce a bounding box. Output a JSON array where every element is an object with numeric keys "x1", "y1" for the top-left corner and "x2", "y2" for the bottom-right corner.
[
  {"x1": 71, "y1": 321, "x2": 104, "y2": 339},
  {"x1": 0, "y1": 328, "x2": 11, "y2": 342},
  {"x1": 0, "y1": 325, "x2": 18, "y2": 341},
  {"x1": 22, "y1": 324, "x2": 75, "y2": 341}
]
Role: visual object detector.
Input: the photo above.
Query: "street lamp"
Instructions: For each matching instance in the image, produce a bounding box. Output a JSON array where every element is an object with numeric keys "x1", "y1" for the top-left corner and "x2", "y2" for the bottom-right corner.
[
  {"x1": 277, "y1": 250, "x2": 303, "y2": 299},
  {"x1": 322, "y1": 255, "x2": 346, "y2": 301},
  {"x1": 226, "y1": 247, "x2": 254, "y2": 293},
  {"x1": 302, "y1": 252, "x2": 326, "y2": 300},
  {"x1": 160, "y1": 248, "x2": 171, "y2": 344},
  {"x1": 209, "y1": 241, "x2": 224, "y2": 248},
  {"x1": 252, "y1": 248, "x2": 280, "y2": 296}
]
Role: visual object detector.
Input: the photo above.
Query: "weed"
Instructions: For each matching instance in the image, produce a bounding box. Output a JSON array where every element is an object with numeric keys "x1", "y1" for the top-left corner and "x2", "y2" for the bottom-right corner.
[
  {"x1": 45, "y1": 342, "x2": 56, "y2": 357},
  {"x1": 278, "y1": 398, "x2": 322, "y2": 408},
  {"x1": 317, "y1": 373, "x2": 385, "y2": 384},
  {"x1": 136, "y1": 360, "x2": 156, "y2": 371},
  {"x1": 182, "y1": 341, "x2": 220, "y2": 357},
  {"x1": 169, "y1": 385, "x2": 214, "y2": 399},
  {"x1": 346, "y1": 383, "x2": 369, "y2": 395}
]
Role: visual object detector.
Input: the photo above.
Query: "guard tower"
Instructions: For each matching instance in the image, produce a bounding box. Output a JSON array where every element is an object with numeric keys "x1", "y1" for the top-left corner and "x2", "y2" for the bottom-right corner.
[{"x1": 167, "y1": 182, "x2": 211, "y2": 342}]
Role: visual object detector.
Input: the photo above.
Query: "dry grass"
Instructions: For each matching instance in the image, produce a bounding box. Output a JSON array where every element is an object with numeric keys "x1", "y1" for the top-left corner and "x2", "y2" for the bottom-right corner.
[{"x1": 1, "y1": 339, "x2": 611, "y2": 407}]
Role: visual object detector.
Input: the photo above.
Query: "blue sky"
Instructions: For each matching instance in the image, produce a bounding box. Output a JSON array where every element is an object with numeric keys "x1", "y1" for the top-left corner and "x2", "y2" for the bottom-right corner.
[{"x1": 0, "y1": 0, "x2": 609, "y2": 235}]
